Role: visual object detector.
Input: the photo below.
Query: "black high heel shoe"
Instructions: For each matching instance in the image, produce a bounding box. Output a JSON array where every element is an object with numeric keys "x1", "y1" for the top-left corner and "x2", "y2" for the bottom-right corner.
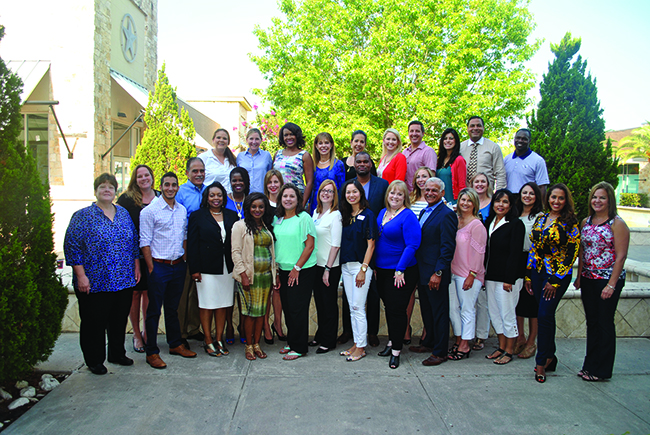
[
  {"x1": 271, "y1": 324, "x2": 287, "y2": 341},
  {"x1": 378, "y1": 345, "x2": 392, "y2": 357},
  {"x1": 264, "y1": 328, "x2": 274, "y2": 345},
  {"x1": 403, "y1": 325, "x2": 412, "y2": 345},
  {"x1": 389, "y1": 354, "x2": 400, "y2": 369}
]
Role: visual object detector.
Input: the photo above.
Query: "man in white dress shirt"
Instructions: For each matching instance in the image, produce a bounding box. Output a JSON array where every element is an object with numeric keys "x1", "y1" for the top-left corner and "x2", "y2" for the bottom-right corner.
[{"x1": 140, "y1": 172, "x2": 197, "y2": 369}]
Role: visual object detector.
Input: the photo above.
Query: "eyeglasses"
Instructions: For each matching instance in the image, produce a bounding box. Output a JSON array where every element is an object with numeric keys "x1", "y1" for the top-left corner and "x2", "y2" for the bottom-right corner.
[{"x1": 321, "y1": 189, "x2": 334, "y2": 194}]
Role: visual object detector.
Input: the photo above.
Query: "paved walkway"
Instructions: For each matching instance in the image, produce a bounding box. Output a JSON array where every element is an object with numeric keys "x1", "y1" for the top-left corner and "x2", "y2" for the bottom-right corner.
[{"x1": 5, "y1": 333, "x2": 650, "y2": 434}]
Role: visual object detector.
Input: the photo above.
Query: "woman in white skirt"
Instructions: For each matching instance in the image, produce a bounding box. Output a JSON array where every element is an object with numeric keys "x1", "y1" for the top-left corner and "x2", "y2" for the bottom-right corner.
[{"x1": 187, "y1": 182, "x2": 239, "y2": 356}]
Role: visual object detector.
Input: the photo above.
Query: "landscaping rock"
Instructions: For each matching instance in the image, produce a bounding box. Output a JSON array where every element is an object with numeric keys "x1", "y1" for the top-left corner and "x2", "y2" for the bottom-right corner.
[
  {"x1": 40, "y1": 374, "x2": 60, "y2": 391},
  {"x1": 20, "y1": 386, "x2": 36, "y2": 398},
  {"x1": 0, "y1": 387, "x2": 11, "y2": 400},
  {"x1": 15, "y1": 380, "x2": 28, "y2": 389},
  {"x1": 8, "y1": 397, "x2": 29, "y2": 410}
]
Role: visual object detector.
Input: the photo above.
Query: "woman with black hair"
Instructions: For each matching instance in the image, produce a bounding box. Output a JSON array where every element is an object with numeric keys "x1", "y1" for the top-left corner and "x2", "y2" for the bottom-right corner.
[
  {"x1": 232, "y1": 193, "x2": 279, "y2": 360},
  {"x1": 527, "y1": 183, "x2": 580, "y2": 383},
  {"x1": 483, "y1": 189, "x2": 525, "y2": 365},
  {"x1": 436, "y1": 128, "x2": 466, "y2": 206},
  {"x1": 226, "y1": 167, "x2": 250, "y2": 220},
  {"x1": 339, "y1": 179, "x2": 376, "y2": 362},
  {"x1": 514, "y1": 182, "x2": 544, "y2": 359},
  {"x1": 344, "y1": 130, "x2": 377, "y2": 180},
  {"x1": 187, "y1": 181, "x2": 239, "y2": 357},
  {"x1": 273, "y1": 122, "x2": 314, "y2": 206},
  {"x1": 200, "y1": 128, "x2": 238, "y2": 193}
]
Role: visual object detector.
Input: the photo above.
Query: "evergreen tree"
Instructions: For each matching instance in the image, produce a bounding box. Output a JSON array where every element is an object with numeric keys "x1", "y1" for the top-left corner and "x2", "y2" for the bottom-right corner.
[
  {"x1": 0, "y1": 25, "x2": 68, "y2": 382},
  {"x1": 131, "y1": 64, "x2": 196, "y2": 184},
  {"x1": 528, "y1": 33, "x2": 618, "y2": 219}
]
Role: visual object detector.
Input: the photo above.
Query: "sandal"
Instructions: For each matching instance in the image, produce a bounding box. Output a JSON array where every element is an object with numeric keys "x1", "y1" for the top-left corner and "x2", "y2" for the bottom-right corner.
[
  {"x1": 403, "y1": 325, "x2": 412, "y2": 345},
  {"x1": 582, "y1": 373, "x2": 604, "y2": 382},
  {"x1": 215, "y1": 341, "x2": 229, "y2": 356},
  {"x1": 513, "y1": 342, "x2": 527, "y2": 355},
  {"x1": 133, "y1": 337, "x2": 145, "y2": 353},
  {"x1": 225, "y1": 326, "x2": 235, "y2": 345},
  {"x1": 204, "y1": 342, "x2": 221, "y2": 357},
  {"x1": 448, "y1": 349, "x2": 471, "y2": 360},
  {"x1": 485, "y1": 348, "x2": 505, "y2": 360},
  {"x1": 494, "y1": 352, "x2": 513, "y2": 365},
  {"x1": 518, "y1": 344, "x2": 536, "y2": 359},
  {"x1": 253, "y1": 344, "x2": 267, "y2": 359},
  {"x1": 283, "y1": 351, "x2": 303, "y2": 361},
  {"x1": 245, "y1": 344, "x2": 256, "y2": 361},
  {"x1": 577, "y1": 369, "x2": 585, "y2": 377},
  {"x1": 448, "y1": 344, "x2": 459, "y2": 357},
  {"x1": 346, "y1": 351, "x2": 366, "y2": 362},
  {"x1": 279, "y1": 346, "x2": 291, "y2": 354},
  {"x1": 472, "y1": 338, "x2": 485, "y2": 351},
  {"x1": 535, "y1": 373, "x2": 546, "y2": 383}
]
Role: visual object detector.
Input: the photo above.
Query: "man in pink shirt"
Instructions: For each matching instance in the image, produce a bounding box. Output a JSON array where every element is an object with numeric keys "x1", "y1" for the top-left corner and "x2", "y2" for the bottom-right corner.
[{"x1": 402, "y1": 120, "x2": 437, "y2": 192}]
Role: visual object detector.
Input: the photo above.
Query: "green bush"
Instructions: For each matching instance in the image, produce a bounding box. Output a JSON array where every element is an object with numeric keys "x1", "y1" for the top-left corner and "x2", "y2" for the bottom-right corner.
[
  {"x1": 638, "y1": 193, "x2": 649, "y2": 208},
  {"x1": 0, "y1": 26, "x2": 68, "y2": 383},
  {"x1": 619, "y1": 193, "x2": 641, "y2": 208}
]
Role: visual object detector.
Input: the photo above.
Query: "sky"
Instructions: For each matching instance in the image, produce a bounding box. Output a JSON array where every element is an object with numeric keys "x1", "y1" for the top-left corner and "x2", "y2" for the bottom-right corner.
[{"x1": 158, "y1": 0, "x2": 649, "y2": 133}]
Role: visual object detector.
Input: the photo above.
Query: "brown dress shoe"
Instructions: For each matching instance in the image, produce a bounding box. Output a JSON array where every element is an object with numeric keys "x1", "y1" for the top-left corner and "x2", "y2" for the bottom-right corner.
[
  {"x1": 169, "y1": 345, "x2": 197, "y2": 358},
  {"x1": 409, "y1": 345, "x2": 433, "y2": 353},
  {"x1": 422, "y1": 355, "x2": 446, "y2": 366},
  {"x1": 146, "y1": 354, "x2": 167, "y2": 369}
]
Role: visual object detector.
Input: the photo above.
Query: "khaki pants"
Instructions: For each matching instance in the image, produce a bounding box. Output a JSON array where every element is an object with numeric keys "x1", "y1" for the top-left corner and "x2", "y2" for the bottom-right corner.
[{"x1": 177, "y1": 269, "x2": 201, "y2": 338}]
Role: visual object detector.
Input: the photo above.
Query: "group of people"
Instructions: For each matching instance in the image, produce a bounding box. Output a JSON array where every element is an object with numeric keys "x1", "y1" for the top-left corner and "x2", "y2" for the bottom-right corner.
[{"x1": 64, "y1": 117, "x2": 629, "y2": 384}]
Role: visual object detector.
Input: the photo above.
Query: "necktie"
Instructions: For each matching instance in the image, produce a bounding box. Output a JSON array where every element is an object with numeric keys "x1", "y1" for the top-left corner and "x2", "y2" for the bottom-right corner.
[{"x1": 467, "y1": 142, "x2": 478, "y2": 181}]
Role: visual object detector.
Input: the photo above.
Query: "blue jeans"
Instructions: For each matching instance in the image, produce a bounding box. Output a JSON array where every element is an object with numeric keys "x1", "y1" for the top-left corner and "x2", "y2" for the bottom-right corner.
[
  {"x1": 145, "y1": 261, "x2": 187, "y2": 355},
  {"x1": 532, "y1": 270, "x2": 571, "y2": 366}
]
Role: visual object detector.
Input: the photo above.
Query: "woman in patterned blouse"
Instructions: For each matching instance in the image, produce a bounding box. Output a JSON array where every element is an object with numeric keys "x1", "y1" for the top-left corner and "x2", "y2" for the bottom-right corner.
[
  {"x1": 64, "y1": 173, "x2": 140, "y2": 375},
  {"x1": 574, "y1": 182, "x2": 629, "y2": 381},
  {"x1": 273, "y1": 122, "x2": 314, "y2": 206},
  {"x1": 526, "y1": 183, "x2": 580, "y2": 383}
]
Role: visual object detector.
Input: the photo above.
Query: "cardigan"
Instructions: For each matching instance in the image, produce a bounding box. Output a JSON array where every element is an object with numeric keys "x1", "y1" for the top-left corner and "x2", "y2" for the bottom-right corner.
[
  {"x1": 231, "y1": 220, "x2": 277, "y2": 286},
  {"x1": 378, "y1": 152, "x2": 407, "y2": 184},
  {"x1": 187, "y1": 207, "x2": 238, "y2": 275}
]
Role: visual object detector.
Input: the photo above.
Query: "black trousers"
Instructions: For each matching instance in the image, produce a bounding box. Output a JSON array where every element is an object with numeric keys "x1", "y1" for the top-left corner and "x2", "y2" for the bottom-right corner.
[
  {"x1": 279, "y1": 267, "x2": 316, "y2": 355},
  {"x1": 75, "y1": 288, "x2": 133, "y2": 366},
  {"x1": 341, "y1": 274, "x2": 380, "y2": 335},
  {"x1": 580, "y1": 277, "x2": 624, "y2": 379},
  {"x1": 313, "y1": 265, "x2": 342, "y2": 349},
  {"x1": 376, "y1": 266, "x2": 418, "y2": 351},
  {"x1": 418, "y1": 272, "x2": 451, "y2": 357}
]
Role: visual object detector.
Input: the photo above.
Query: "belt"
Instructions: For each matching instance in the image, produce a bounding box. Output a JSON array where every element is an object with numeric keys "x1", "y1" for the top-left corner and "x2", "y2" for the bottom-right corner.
[{"x1": 153, "y1": 257, "x2": 184, "y2": 265}]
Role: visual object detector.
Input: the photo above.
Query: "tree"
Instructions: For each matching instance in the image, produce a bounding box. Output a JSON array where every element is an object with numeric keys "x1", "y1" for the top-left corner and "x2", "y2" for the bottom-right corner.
[
  {"x1": 615, "y1": 122, "x2": 650, "y2": 162},
  {"x1": 251, "y1": 0, "x2": 540, "y2": 157},
  {"x1": 131, "y1": 64, "x2": 196, "y2": 184},
  {"x1": 0, "y1": 25, "x2": 68, "y2": 382},
  {"x1": 528, "y1": 33, "x2": 618, "y2": 219}
]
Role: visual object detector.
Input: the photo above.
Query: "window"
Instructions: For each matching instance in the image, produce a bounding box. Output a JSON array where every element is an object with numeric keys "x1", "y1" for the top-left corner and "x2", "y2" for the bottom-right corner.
[
  {"x1": 617, "y1": 163, "x2": 639, "y2": 195},
  {"x1": 111, "y1": 122, "x2": 140, "y2": 195},
  {"x1": 19, "y1": 113, "x2": 49, "y2": 184}
]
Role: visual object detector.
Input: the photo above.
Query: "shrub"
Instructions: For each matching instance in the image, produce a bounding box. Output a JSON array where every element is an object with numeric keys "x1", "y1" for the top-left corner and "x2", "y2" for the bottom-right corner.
[
  {"x1": 619, "y1": 193, "x2": 642, "y2": 208},
  {"x1": 0, "y1": 26, "x2": 68, "y2": 382}
]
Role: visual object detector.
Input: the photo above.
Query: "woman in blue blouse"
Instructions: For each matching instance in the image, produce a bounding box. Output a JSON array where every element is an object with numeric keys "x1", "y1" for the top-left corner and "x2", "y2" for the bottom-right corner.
[
  {"x1": 376, "y1": 180, "x2": 421, "y2": 369},
  {"x1": 64, "y1": 173, "x2": 140, "y2": 375},
  {"x1": 309, "y1": 132, "x2": 345, "y2": 213},
  {"x1": 339, "y1": 179, "x2": 376, "y2": 362},
  {"x1": 236, "y1": 128, "x2": 273, "y2": 194}
]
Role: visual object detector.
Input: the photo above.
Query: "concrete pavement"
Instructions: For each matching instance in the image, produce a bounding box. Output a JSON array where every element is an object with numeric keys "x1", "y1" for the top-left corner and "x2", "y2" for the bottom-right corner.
[{"x1": 4, "y1": 333, "x2": 650, "y2": 434}]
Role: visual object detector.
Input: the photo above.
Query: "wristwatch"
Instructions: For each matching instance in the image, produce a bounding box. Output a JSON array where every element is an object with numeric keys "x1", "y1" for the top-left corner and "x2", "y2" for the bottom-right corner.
[
  {"x1": 361, "y1": 265, "x2": 368, "y2": 272},
  {"x1": 395, "y1": 271, "x2": 403, "y2": 276},
  {"x1": 435, "y1": 270, "x2": 443, "y2": 277},
  {"x1": 293, "y1": 264, "x2": 302, "y2": 271}
]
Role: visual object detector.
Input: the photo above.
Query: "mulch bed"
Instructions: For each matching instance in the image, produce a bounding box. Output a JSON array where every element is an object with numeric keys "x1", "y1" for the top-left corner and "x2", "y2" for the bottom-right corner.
[{"x1": 0, "y1": 371, "x2": 69, "y2": 432}]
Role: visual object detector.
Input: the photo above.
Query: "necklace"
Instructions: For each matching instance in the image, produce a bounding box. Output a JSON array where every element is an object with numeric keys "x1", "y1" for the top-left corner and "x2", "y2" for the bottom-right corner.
[
  {"x1": 229, "y1": 194, "x2": 245, "y2": 219},
  {"x1": 211, "y1": 210, "x2": 222, "y2": 215},
  {"x1": 382, "y1": 206, "x2": 403, "y2": 225},
  {"x1": 350, "y1": 208, "x2": 362, "y2": 224}
]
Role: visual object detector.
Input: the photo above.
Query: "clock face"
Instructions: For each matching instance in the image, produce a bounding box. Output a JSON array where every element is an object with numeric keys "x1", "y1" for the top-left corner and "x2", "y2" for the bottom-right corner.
[{"x1": 120, "y1": 14, "x2": 137, "y2": 63}]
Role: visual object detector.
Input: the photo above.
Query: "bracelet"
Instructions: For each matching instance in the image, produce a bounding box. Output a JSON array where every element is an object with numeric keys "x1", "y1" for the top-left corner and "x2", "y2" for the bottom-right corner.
[
  {"x1": 324, "y1": 265, "x2": 331, "y2": 271},
  {"x1": 469, "y1": 271, "x2": 477, "y2": 277},
  {"x1": 362, "y1": 263, "x2": 369, "y2": 268},
  {"x1": 293, "y1": 264, "x2": 302, "y2": 271},
  {"x1": 606, "y1": 283, "x2": 615, "y2": 291}
]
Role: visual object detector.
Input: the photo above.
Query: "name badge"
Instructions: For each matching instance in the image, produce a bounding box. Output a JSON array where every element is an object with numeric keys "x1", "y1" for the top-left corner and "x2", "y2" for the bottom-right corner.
[{"x1": 356, "y1": 215, "x2": 366, "y2": 221}]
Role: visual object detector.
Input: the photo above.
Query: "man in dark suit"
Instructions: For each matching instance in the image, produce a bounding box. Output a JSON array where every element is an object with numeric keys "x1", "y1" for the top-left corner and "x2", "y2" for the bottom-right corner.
[
  {"x1": 410, "y1": 177, "x2": 457, "y2": 365},
  {"x1": 337, "y1": 152, "x2": 388, "y2": 347}
]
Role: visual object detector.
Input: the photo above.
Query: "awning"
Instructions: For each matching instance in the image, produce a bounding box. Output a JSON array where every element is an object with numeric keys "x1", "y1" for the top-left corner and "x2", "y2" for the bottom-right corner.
[
  {"x1": 110, "y1": 68, "x2": 149, "y2": 107},
  {"x1": 6, "y1": 60, "x2": 51, "y2": 103}
]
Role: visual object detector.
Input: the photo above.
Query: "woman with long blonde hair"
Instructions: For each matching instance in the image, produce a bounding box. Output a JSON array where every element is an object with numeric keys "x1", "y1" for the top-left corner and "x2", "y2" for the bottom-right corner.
[{"x1": 377, "y1": 128, "x2": 407, "y2": 184}]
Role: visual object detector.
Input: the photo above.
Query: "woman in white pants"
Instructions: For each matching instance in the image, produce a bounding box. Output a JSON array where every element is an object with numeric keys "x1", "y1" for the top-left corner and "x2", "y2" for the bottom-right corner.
[
  {"x1": 483, "y1": 189, "x2": 525, "y2": 365},
  {"x1": 338, "y1": 179, "x2": 376, "y2": 362},
  {"x1": 448, "y1": 188, "x2": 487, "y2": 360}
]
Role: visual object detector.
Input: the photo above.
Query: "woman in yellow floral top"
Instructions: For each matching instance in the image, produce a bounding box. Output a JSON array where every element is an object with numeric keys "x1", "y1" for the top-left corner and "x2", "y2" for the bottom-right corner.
[{"x1": 525, "y1": 183, "x2": 580, "y2": 383}]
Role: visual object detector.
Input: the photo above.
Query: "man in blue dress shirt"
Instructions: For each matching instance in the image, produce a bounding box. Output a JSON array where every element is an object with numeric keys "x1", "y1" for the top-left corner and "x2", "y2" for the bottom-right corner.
[{"x1": 175, "y1": 157, "x2": 206, "y2": 346}]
